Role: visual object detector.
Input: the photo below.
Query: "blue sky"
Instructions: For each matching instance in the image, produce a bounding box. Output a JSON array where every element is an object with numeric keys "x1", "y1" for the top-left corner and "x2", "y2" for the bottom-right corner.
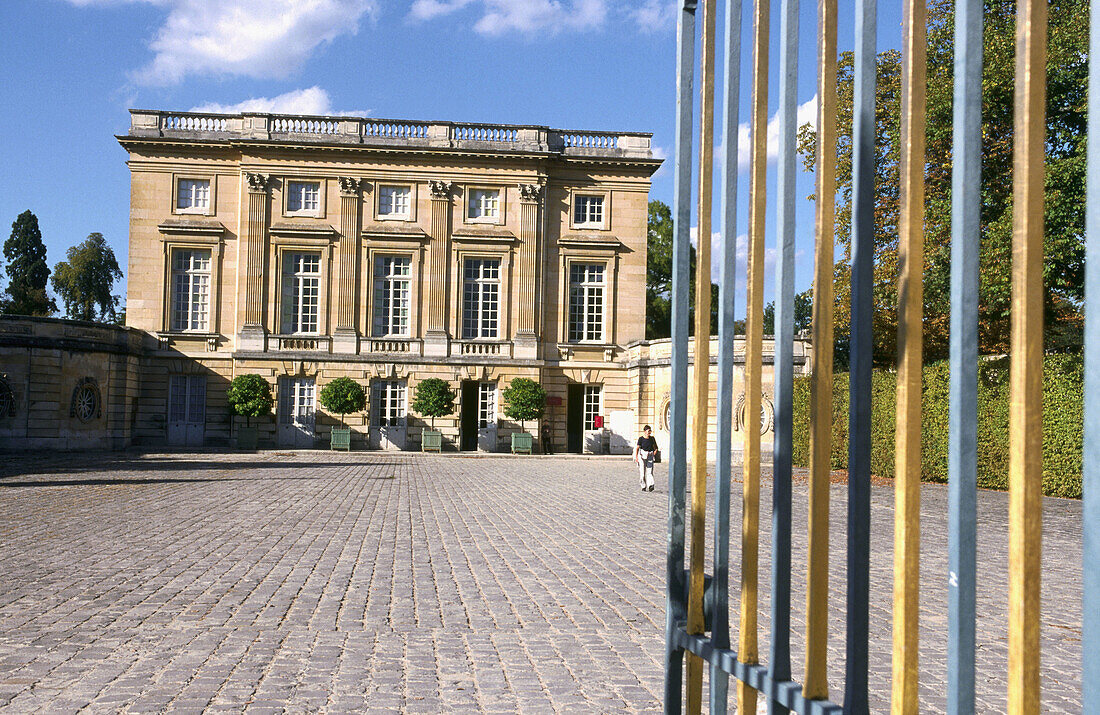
[{"x1": 0, "y1": 0, "x2": 904, "y2": 316}]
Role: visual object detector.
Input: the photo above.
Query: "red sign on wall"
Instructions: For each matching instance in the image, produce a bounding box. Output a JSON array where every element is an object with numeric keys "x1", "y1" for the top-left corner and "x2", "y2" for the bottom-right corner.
[
  {"x1": 547, "y1": 396, "x2": 563, "y2": 407},
  {"x1": 594, "y1": 415, "x2": 603, "y2": 429}
]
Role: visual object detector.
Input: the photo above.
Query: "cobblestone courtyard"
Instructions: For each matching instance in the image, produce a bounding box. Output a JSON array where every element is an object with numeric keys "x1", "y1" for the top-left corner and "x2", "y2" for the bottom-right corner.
[{"x1": 0, "y1": 451, "x2": 1083, "y2": 713}]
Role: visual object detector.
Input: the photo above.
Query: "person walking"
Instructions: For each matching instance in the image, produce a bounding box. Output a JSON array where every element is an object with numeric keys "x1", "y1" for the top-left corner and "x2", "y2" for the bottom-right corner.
[{"x1": 633, "y1": 424, "x2": 659, "y2": 492}]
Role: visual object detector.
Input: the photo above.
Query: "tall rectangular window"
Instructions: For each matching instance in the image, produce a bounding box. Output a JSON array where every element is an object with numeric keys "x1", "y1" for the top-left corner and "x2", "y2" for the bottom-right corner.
[
  {"x1": 371, "y1": 380, "x2": 407, "y2": 426},
  {"x1": 286, "y1": 181, "x2": 320, "y2": 213},
  {"x1": 378, "y1": 185, "x2": 411, "y2": 218},
  {"x1": 573, "y1": 194, "x2": 604, "y2": 227},
  {"x1": 478, "y1": 382, "x2": 496, "y2": 428},
  {"x1": 568, "y1": 263, "x2": 605, "y2": 342},
  {"x1": 467, "y1": 188, "x2": 500, "y2": 220},
  {"x1": 176, "y1": 179, "x2": 210, "y2": 211},
  {"x1": 170, "y1": 249, "x2": 211, "y2": 331},
  {"x1": 462, "y1": 258, "x2": 501, "y2": 339},
  {"x1": 583, "y1": 385, "x2": 602, "y2": 430},
  {"x1": 372, "y1": 256, "x2": 411, "y2": 336},
  {"x1": 281, "y1": 252, "x2": 321, "y2": 334}
]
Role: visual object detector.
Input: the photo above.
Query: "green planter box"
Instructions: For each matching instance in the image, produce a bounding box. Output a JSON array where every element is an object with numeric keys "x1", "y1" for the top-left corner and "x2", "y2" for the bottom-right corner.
[
  {"x1": 511, "y1": 431, "x2": 533, "y2": 454},
  {"x1": 330, "y1": 427, "x2": 351, "y2": 451},
  {"x1": 237, "y1": 426, "x2": 258, "y2": 451},
  {"x1": 422, "y1": 429, "x2": 443, "y2": 453}
]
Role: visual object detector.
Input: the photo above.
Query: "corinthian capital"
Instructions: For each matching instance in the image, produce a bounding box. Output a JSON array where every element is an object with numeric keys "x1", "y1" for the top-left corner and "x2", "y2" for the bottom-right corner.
[
  {"x1": 245, "y1": 172, "x2": 269, "y2": 192},
  {"x1": 428, "y1": 180, "x2": 453, "y2": 199},
  {"x1": 338, "y1": 177, "x2": 363, "y2": 196},
  {"x1": 518, "y1": 183, "x2": 543, "y2": 202}
]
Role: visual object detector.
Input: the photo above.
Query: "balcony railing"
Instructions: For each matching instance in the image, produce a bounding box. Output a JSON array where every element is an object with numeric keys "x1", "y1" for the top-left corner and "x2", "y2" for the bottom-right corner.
[
  {"x1": 126, "y1": 110, "x2": 655, "y2": 160},
  {"x1": 364, "y1": 338, "x2": 422, "y2": 356},
  {"x1": 269, "y1": 335, "x2": 332, "y2": 352},
  {"x1": 450, "y1": 340, "x2": 512, "y2": 358}
]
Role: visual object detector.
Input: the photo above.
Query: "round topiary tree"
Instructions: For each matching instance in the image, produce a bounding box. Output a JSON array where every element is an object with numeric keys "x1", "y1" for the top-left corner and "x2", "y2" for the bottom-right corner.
[
  {"x1": 502, "y1": 377, "x2": 546, "y2": 432},
  {"x1": 319, "y1": 377, "x2": 366, "y2": 427},
  {"x1": 226, "y1": 374, "x2": 273, "y2": 427},
  {"x1": 411, "y1": 378, "x2": 456, "y2": 429}
]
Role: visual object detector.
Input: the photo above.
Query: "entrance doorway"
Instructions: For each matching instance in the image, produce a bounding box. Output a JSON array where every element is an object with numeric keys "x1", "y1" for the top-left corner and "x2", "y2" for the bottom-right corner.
[
  {"x1": 567, "y1": 383, "x2": 584, "y2": 453},
  {"x1": 460, "y1": 381, "x2": 497, "y2": 451},
  {"x1": 167, "y1": 375, "x2": 205, "y2": 447},
  {"x1": 278, "y1": 377, "x2": 316, "y2": 448}
]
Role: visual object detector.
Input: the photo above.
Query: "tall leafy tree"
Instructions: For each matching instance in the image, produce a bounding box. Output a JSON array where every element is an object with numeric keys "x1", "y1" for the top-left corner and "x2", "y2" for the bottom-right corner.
[
  {"x1": 763, "y1": 288, "x2": 814, "y2": 336},
  {"x1": 646, "y1": 199, "x2": 720, "y2": 340},
  {"x1": 3, "y1": 210, "x2": 56, "y2": 316},
  {"x1": 51, "y1": 232, "x2": 123, "y2": 323}
]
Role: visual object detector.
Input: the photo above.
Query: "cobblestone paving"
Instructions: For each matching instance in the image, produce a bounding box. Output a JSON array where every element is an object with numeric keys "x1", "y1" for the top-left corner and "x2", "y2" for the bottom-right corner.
[{"x1": 0, "y1": 451, "x2": 1083, "y2": 713}]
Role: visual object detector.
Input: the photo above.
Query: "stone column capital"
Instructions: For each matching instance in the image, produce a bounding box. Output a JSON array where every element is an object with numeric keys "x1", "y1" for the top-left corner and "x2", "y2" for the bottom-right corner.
[
  {"x1": 245, "y1": 172, "x2": 269, "y2": 193},
  {"x1": 518, "y1": 182, "x2": 544, "y2": 203},
  {"x1": 338, "y1": 177, "x2": 363, "y2": 196},
  {"x1": 428, "y1": 180, "x2": 454, "y2": 200}
]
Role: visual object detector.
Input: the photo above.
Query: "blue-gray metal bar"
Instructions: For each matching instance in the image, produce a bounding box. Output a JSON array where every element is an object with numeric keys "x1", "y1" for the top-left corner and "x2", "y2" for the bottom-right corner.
[
  {"x1": 711, "y1": 0, "x2": 744, "y2": 710},
  {"x1": 769, "y1": 0, "x2": 798, "y2": 712},
  {"x1": 844, "y1": 1, "x2": 875, "y2": 713},
  {"x1": 673, "y1": 629, "x2": 844, "y2": 714},
  {"x1": 947, "y1": 1, "x2": 981, "y2": 712},
  {"x1": 1083, "y1": 0, "x2": 1100, "y2": 709},
  {"x1": 665, "y1": 1, "x2": 697, "y2": 712}
]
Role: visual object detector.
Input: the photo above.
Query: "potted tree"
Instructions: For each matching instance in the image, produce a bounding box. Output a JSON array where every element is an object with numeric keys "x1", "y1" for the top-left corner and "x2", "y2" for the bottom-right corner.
[
  {"x1": 411, "y1": 378, "x2": 455, "y2": 452},
  {"x1": 502, "y1": 377, "x2": 545, "y2": 454},
  {"x1": 226, "y1": 374, "x2": 273, "y2": 450},
  {"x1": 319, "y1": 377, "x2": 366, "y2": 451}
]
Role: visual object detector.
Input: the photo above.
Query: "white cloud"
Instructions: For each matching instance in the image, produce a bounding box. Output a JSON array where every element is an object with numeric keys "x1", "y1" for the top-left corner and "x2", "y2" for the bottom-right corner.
[
  {"x1": 651, "y1": 144, "x2": 670, "y2": 178},
  {"x1": 735, "y1": 94, "x2": 818, "y2": 170},
  {"x1": 190, "y1": 86, "x2": 367, "y2": 116},
  {"x1": 68, "y1": 0, "x2": 378, "y2": 85},
  {"x1": 690, "y1": 227, "x2": 776, "y2": 286},
  {"x1": 408, "y1": 0, "x2": 609, "y2": 36},
  {"x1": 629, "y1": 0, "x2": 677, "y2": 33}
]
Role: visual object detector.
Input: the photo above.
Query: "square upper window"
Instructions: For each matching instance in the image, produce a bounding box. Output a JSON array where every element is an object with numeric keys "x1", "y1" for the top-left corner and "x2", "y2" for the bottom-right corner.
[
  {"x1": 467, "y1": 188, "x2": 501, "y2": 222},
  {"x1": 573, "y1": 194, "x2": 605, "y2": 228},
  {"x1": 286, "y1": 180, "x2": 322, "y2": 215},
  {"x1": 176, "y1": 178, "x2": 210, "y2": 213},
  {"x1": 378, "y1": 185, "x2": 412, "y2": 219}
]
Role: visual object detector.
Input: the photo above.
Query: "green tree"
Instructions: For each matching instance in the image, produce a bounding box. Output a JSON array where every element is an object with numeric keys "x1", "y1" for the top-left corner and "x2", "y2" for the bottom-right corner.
[
  {"x1": 319, "y1": 377, "x2": 366, "y2": 428},
  {"x1": 410, "y1": 378, "x2": 456, "y2": 429},
  {"x1": 501, "y1": 377, "x2": 546, "y2": 431},
  {"x1": 226, "y1": 374, "x2": 273, "y2": 427},
  {"x1": 3, "y1": 210, "x2": 56, "y2": 316},
  {"x1": 50, "y1": 233, "x2": 123, "y2": 322},
  {"x1": 763, "y1": 288, "x2": 814, "y2": 336},
  {"x1": 646, "y1": 199, "x2": 720, "y2": 340}
]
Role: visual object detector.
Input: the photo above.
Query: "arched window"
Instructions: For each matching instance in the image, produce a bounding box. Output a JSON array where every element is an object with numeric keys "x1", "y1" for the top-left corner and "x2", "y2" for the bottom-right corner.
[{"x1": 70, "y1": 378, "x2": 101, "y2": 423}]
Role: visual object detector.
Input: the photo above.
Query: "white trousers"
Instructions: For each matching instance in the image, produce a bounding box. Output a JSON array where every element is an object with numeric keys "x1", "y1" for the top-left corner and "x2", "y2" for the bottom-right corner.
[{"x1": 637, "y1": 453, "x2": 655, "y2": 489}]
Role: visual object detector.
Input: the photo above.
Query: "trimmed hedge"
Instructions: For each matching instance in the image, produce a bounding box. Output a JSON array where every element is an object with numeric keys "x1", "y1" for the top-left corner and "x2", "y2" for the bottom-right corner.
[{"x1": 791, "y1": 355, "x2": 1083, "y2": 498}]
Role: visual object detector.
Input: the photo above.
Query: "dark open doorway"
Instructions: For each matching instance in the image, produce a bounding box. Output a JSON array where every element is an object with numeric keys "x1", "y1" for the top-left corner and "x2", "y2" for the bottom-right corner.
[
  {"x1": 460, "y1": 381, "x2": 479, "y2": 451},
  {"x1": 567, "y1": 383, "x2": 584, "y2": 453}
]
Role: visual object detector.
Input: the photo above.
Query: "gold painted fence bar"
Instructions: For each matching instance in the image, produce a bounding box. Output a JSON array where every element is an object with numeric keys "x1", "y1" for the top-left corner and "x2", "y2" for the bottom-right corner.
[
  {"x1": 804, "y1": 0, "x2": 838, "y2": 701},
  {"x1": 1009, "y1": 0, "x2": 1047, "y2": 710},
  {"x1": 685, "y1": 0, "x2": 717, "y2": 712},
  {"x1": 893, "y1": 0, "x2": 925, "y2": 711}
]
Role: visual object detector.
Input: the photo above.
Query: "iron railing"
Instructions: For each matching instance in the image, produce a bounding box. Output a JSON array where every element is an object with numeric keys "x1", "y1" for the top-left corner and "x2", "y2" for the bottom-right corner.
[{"x1": 664, "y1": 0, "x2": 1097, "y2": 712}]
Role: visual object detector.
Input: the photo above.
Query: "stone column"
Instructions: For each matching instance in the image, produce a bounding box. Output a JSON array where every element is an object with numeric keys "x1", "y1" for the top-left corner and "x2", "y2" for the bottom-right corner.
[
  {"x1": 424, "y1": 179, "x2": 453, "y2": 357},
  {"x1": 514, "y1": 182, "x2": 542, "y2": 359},
  {"x1": 239, "y1": 172, "x2": 269, "y2": 351},
  {"x1": 333, "y1": 177, "x2": 363, "y2": 354}
]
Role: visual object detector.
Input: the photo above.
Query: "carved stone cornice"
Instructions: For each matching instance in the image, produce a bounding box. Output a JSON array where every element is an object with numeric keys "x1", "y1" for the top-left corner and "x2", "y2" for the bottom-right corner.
[
  {"x1": 245, "y1": 172, "x2": 269, "y2": 192},
  {"x1": 518, "y1": 182, "x2": 543, "y2": 202},
  {"x1": 428, "y1": 180, "x2": 453, "y2": 200},
  {"x1": 338, "y1": 177, "x2": 363, "y2": 196}
]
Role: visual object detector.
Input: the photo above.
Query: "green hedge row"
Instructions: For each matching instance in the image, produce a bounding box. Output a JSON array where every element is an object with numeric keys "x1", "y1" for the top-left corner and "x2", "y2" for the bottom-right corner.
[{"x1": 791, "y1": 354, "x2": 1083, "y2": 498}]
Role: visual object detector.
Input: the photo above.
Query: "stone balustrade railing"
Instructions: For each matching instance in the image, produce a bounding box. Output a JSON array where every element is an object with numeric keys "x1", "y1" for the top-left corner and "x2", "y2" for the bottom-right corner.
[
  {"x1": 127, "y1": 110, "x2": 654, "y2": 159},
  {"x1": 451, "y1": 340, "x2": 513, "y2": 358}
]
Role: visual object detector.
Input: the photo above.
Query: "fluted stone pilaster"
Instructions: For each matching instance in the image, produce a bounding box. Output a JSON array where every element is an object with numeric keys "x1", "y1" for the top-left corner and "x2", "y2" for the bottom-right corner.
[
  {"x1": 333, "y1": 177, "x2": 363, "y2": 353},
  {"x1": 515, "y1": 182, "x2": 542, "y2": 359},
  {"x1": 424, "y1": 180, "x2": 453, "y2": 357},
  {"x1": 239, "y1": 172, "x2": 269, "y2": 351}
]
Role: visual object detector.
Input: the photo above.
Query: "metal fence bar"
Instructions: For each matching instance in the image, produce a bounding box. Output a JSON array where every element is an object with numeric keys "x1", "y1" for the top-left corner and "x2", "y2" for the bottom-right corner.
[
  {"x1": 893, "y1": 0, "x2": 926, "y2": 710},
  {"x1": 710, "y1": 0, "x2": 744, "y2": 710},
  {"x1": 804, "y1": 0, "x2": 838, "y2": 701},
  {"x1": 946, "y1": 0, "x2": 981, "y2": 712},
  {"x1": 686, "y1": 0, "x2": 718, "y2": 711},
  {"x1": 665, "y1": 1, "x2": 697, "y2": 712},
  {"x1": 769, "y1": 0, "x2": 798, "y2": 711},
  {"x1": 844, "y1": 0, "x2": 875, "y2": 712},
  {"x1": 740, "y1": 0, "x2": 770, "y2": 711},
  {"x1": 1085, "y1": 0, "x2": 1100, "y2": 707},
  {"x1": 1008, "y1": 0, "x2": 1047, "y2": 710}
]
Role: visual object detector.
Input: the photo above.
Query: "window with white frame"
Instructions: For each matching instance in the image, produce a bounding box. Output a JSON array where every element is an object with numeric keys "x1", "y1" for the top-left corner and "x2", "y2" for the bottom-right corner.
[
  {"x1": 573, "y1": 194, "x2": 605, "y2": 227},
  {"x1": 378, "y1": 185, "x2": 411, "y2": 219},
  {"x1": 371, "y1": 380, "x2": 407, "y2": 426},
  {"x1": 583, "y1": 385, "x2": 602, "y2": 430},
  {"x1": 286, "y1": 180, "x2": 321, "y2": 214},
  {"x1": 467, "y1": 188, "x2": 500, "y2": 221},
  {"x1": 568, "y1": 262, "x2": 605, "y2": 342},
  {"x1": 176, "y1": 179, "x2": 210, "y2": 212},
  {"x1": 170, "y1": 249, "x2": 211, "y2": 331},
  {"x1": 478, "y1": 382, "x2": 496, "y2": 428},
  {"x1": 281, "y1": 252, "x2": 321, "y2": 334},
  {"x1": 462, "y1": 258, "x2": 501, "y2": 339},
  {"x1": 372, "y1": 255, "x2": 411, "y2": 336}
]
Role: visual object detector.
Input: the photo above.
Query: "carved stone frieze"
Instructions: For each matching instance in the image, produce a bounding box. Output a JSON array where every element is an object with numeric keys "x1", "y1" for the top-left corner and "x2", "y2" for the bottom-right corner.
[
  {"x1": 428, "y1": 180, "x2": 453, "y2": 199},
  {"x1": 245, "y1": 172, "x2": 269, "y2": 192}
]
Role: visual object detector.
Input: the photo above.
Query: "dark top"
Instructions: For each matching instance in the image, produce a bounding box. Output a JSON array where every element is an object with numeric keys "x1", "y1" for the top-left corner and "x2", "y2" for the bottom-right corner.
[{"x1": 637, "y1": 435, "x2": 658, "y2": 452}]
